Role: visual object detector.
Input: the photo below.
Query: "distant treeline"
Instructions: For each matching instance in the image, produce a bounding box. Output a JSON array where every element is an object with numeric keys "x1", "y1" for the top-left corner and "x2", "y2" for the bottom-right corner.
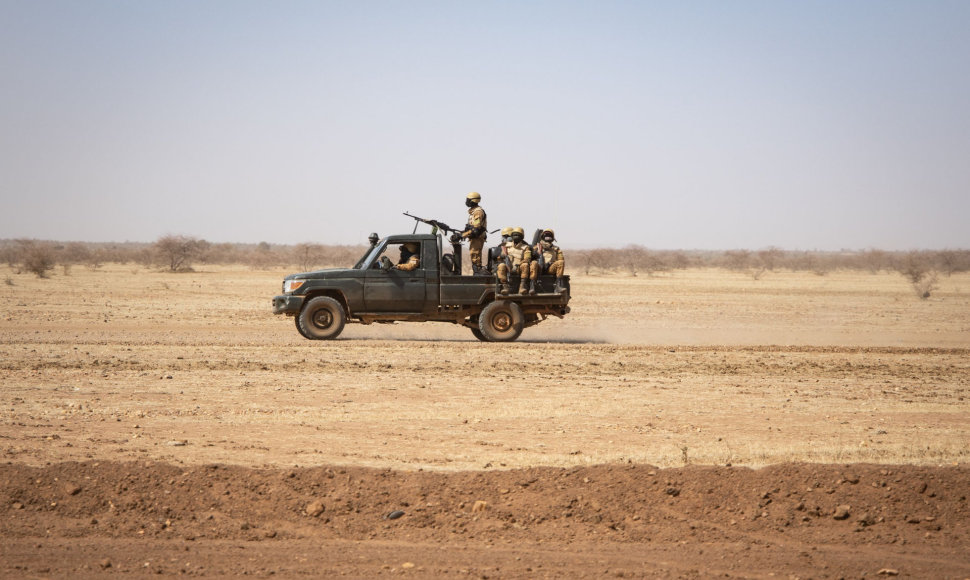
[{"x1": 3, "y1": 236, "x2": 969, "y2": 279}]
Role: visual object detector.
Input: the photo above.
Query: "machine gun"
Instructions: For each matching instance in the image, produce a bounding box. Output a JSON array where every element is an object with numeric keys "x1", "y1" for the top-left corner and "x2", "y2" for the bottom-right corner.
[
  {"x1": 404, "y1": 212, "x2": 464, "y2": 274},
  {"x1": 403, "y1": 212, "x2": 461, "y2": 236}
]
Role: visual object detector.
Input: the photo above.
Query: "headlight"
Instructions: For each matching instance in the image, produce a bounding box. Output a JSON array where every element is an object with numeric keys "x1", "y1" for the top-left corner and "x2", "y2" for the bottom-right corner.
[{"x1": 284, "y1": 280, "x2": 305, "y2": 293}]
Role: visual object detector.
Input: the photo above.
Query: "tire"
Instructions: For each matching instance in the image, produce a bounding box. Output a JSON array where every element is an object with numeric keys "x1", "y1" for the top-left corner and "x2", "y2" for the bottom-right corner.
[
  {"x1": 478, "y1": 300, "x2": 524, "y2": 342},
  {"x1": 471, "y1": 327, "x2": 487, "y2": 341},
  {"x1": 297, "y1": 296, "x2": 346, "y2": 340},
  {"x1": 294, "y1": 313, "x2": 312, "y2": 339}
]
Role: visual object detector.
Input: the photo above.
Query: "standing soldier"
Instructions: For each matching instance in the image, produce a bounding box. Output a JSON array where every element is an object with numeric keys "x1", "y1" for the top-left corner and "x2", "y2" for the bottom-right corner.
[
  {"x1": 461, "y1": 192, "x2": 488, "y2": 272},
  {"x1": 535, "y1": 229, "x2": 566, "y2": 292},
  {"x1": 497, "y1": 227, "x2": 537, "y2": 295}
]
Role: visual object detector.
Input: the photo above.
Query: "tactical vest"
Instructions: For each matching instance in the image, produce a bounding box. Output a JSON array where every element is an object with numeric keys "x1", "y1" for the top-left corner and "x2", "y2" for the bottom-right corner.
[
  {"x1": 467, "y1": 207, "x2": 487, "y2": 236},
  {"x1": 507, "y1": 242, "x2": 530, "y2": 267},
  {"x1": 539, "y1": 242, "x2": 560, "y2": 265}
]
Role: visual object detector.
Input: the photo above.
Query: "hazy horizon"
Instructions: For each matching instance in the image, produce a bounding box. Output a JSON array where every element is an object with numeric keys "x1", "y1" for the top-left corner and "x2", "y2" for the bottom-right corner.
[{"x1": 2, "y1": 1, "x2": 969, "y2": 251}]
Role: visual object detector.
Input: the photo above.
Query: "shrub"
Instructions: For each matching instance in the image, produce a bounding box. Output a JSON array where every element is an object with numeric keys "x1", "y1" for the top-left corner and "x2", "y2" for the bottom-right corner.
[
  {"x1": 896, "y1": 251, "x2": 939, "y2": 299},
  {"x1": 154, "y1": 235, "x2": 206, "y2": 272},
  {"x1": 22, "y1": 242, "x2": 57, "y2": 278}
]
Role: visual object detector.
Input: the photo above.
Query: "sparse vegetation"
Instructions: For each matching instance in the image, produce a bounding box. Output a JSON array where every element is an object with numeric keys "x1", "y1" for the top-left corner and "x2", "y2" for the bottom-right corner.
[
  {"x1": 1, "y1": 238, "x2": 967, "y2": 287},
  {"x1": 20, "y1": 240, "x2": 57, "y2": 278},
  {"x1": 896, "y1": 251, "x2": 940, "y2": 299},
  {"x1": 155, "y1": 235, "x2": 206, "y2": 272}
]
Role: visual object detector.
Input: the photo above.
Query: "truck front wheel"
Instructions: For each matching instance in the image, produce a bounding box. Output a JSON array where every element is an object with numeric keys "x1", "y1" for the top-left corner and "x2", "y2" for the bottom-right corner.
[
  {"x1": 478, "y1": 301, "x2": 524, "y2": 342},
  {"x1": 298, "y1": 296, "x2": 346, "y2": 340}
]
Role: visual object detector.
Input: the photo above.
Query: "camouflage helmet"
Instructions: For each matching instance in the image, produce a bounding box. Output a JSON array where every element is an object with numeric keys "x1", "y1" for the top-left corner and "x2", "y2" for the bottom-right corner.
[
  {"x1": 500, "y1": 227, "x2": 513, "y2": 237},
  {"x1": 403, "y1": 242, "x2": 419, "y2": 253},
  {"x1": 541, "y1": 229, "x2": 556, "y2": 241},
  {"x1": 466, "y1": 191, "x2": 481, "y2": 203},
  {"x1": 511, "y1": 227, "x2": 525, "y2": 237}
]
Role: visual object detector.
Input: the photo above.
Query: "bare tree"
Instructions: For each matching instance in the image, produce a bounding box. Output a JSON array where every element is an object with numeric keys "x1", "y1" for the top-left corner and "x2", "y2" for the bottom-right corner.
[
  {"x1": 723, "y1": 250, "x2": 751, "y2": 271},
  {"x1": 21, "y1": 241, "x2": 57, "y2": 278},
  {"x1": 294, "y1": 243, "x2": 325, "y2": 271},
  {"x1": 896, "y1": 251, "x2": 938, "y2": 299},
  {"x1": 757, "y1": 247, "x2": 784, "y2": 271},
  {"x1": 154, "y1": 235, "x2": 206, "y2": 272},
  {"x1": 619, "y1": 245, "x2": 647, "y2": 276}
]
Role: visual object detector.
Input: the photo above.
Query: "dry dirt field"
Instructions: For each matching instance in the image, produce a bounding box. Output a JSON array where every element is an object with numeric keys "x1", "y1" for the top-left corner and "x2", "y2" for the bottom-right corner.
[{"x1": 2, "y1": 264, "x2": 969, "y2": 578}]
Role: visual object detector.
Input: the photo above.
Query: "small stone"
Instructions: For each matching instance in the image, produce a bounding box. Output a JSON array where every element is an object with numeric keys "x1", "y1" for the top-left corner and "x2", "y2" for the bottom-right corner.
[
  {"x1": 305, "y1": 500, "x2": 326, "y2": 517},
  {"x1": 384, "y1": 510, "x2": 405, "y2": 520},
  {"x1": 99, "y1": 559, "x2": 112, "y2": 569},
  {"x1": 166, "y1": 440, "x2": 188, "y2": 447},
  {"x1": 833, "y1": 505, "x2": 851, "y2": 520},
  {"x1": 471, "y1": 500, "x2": 489, "y2": 513},
  {"x1": 877, "y1": 569, "x2": 899, "y2": 576},
  {"x1": 12, "y1": 502, "x2": 24, "y2": 510},
  {"x1": 402, "y1": 562, "x2": 415, "y2": 569},
  {"x1": 64, "y1": 483, "x2": 82, "y2": 496}
]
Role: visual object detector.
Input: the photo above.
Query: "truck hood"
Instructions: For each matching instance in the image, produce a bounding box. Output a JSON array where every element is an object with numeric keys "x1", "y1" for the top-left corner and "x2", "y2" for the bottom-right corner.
[{"x1": 285, "y1": 268, "x2": 363, "y2": 281}]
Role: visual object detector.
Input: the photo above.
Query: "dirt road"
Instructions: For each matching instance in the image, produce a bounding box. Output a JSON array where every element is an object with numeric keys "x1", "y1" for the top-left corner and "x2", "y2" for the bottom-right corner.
[{"x1": 2, "y1": 266, "x2": 969, "y2": 577}]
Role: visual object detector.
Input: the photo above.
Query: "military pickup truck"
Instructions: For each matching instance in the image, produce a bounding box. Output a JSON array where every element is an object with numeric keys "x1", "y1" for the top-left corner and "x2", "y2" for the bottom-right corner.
[{"x1": 271, "y1": 232, "x2": 570, "y2": 342}]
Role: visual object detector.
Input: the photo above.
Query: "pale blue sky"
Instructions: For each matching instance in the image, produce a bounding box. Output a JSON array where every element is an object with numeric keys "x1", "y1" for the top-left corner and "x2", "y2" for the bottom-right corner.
[{"x1": 2, "y1": 1, "x2": 968, "y2": 249}]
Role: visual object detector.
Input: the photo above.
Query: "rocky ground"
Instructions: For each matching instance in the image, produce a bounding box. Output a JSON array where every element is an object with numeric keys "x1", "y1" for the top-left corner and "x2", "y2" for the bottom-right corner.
[{"x1": 3, "y1": 461, "x2": 969, "y2": 577}]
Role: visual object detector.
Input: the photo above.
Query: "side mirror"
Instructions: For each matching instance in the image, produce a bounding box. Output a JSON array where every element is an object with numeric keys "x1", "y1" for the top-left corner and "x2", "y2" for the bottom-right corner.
[{"x1": 379, "y1": 256, "x2": 392, "y2": 271}]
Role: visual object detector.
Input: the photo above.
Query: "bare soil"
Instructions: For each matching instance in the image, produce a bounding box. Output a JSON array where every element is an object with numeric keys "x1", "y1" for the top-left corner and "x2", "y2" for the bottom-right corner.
[{"x1": 2, "y1": 265, "x2": 969, "y2": 578}]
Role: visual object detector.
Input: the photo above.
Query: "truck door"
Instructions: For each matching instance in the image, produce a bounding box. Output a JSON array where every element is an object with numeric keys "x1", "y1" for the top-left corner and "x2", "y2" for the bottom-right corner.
[{"x1": 363, "y1": 242, "x2": 427, "y2": 312}]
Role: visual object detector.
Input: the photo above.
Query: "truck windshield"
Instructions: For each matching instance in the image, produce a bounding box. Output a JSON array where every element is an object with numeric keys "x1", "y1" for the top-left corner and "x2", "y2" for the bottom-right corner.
[{"x1": 354, "y1": 244, "x2": 382, "y2": 269}]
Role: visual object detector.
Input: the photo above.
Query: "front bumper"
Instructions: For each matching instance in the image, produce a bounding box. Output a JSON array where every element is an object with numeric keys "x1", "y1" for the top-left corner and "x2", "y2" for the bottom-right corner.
[{"x1": 272, "y1": 294, "x2": 305, "y2": 315}]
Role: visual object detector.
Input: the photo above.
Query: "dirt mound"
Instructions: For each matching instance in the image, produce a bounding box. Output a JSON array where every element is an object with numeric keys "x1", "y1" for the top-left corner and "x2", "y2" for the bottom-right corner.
[{"x1": 3, "y1": 461, "x2": 969, "y2": 577}]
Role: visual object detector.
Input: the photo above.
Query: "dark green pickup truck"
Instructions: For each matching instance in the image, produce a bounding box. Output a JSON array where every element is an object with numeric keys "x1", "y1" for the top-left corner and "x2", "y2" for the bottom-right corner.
[{"x1": 272, "y1": 233, "x2": 570, "y2": 342}]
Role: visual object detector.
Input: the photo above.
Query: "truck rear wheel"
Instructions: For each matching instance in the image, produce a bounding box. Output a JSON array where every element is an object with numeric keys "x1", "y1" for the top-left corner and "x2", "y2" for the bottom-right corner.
[
  {"x1": 478, "y1": 301, "x2": 524, "y2": 342},
  {"x1": 298, "y1": 296, "x2": 346, "y2": 340}
]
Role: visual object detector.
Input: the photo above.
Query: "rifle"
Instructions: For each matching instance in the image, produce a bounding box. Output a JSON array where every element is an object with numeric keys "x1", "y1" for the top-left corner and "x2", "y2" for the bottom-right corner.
[
  {"x1": 531, "y1": 228, "x2": 546, "y2": 272},
  {"x1": 403, "y1": 212, "x2": 462, "y2": 236}
]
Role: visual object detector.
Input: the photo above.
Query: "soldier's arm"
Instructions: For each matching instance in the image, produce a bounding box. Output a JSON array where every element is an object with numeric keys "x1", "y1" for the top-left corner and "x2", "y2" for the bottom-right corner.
[{"x1": 394, "y1": 256, "x2": 420, "y2": 271}]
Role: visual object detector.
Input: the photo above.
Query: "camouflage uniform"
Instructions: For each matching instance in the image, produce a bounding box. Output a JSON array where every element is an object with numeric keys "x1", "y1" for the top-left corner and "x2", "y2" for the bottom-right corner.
[
  {"x1": 537, "y1": 241, "x2": 565, "y2": 277},
  {"x1": 393, "y1": 243, "x2": 420, "y2": 271},
  {"x1": 535, "y1": 229, "x2": 565, "y2": 292},
  {"x1": 463, "y1": 205, "x2": 488, "y2": 268},
  {"x1": 497, "y1": 236, "x2": 535, "y2": 295}
]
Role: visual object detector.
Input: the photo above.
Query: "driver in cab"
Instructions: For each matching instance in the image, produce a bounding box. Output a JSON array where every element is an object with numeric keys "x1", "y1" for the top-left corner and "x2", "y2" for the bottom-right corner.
[{"x1": 392, "y1": 242, "x2": 420, "y2": 271}]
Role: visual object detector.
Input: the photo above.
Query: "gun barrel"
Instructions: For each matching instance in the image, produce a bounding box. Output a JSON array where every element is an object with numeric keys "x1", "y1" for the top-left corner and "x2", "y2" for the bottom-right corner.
[{"x1": 404, "y1": 212, "x2": 458, "y2": 234}]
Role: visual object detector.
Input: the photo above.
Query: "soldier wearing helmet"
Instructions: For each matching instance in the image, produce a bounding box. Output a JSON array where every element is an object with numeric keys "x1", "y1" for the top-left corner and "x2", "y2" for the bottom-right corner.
[
  {"x1": 535, "y1": 229, "x2": 566, "y2": 293},
  {"x1": 496, "y1": 227, "x2": 537, "y2": 295},
  {"x1": 393, "y1": 242, "x2": 421, "y2": 271},
  {"x1": 460, "y1": 192, "x2": 488, "y2": 271}
]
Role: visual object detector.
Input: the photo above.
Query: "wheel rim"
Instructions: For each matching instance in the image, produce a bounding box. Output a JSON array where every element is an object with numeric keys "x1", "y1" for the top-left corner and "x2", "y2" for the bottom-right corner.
[
  {"x1": 312, "y1": 309, "x2": 333, "y2": 329},
  {"x1": 491, "y1": 311, "x2": 512, "y2": 333}
]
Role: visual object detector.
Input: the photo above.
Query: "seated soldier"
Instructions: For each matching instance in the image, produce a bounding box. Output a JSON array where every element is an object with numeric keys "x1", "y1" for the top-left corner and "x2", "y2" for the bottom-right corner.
[
  {"x1": 535, "y1": 229, "x2": 566, "y2": 292},
  {"x1": 393, "y1": 242, "x2": 421, "y2": 271},
  {"x1": 496, "y1": 227, "x2": 537, "y2": 295}
]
